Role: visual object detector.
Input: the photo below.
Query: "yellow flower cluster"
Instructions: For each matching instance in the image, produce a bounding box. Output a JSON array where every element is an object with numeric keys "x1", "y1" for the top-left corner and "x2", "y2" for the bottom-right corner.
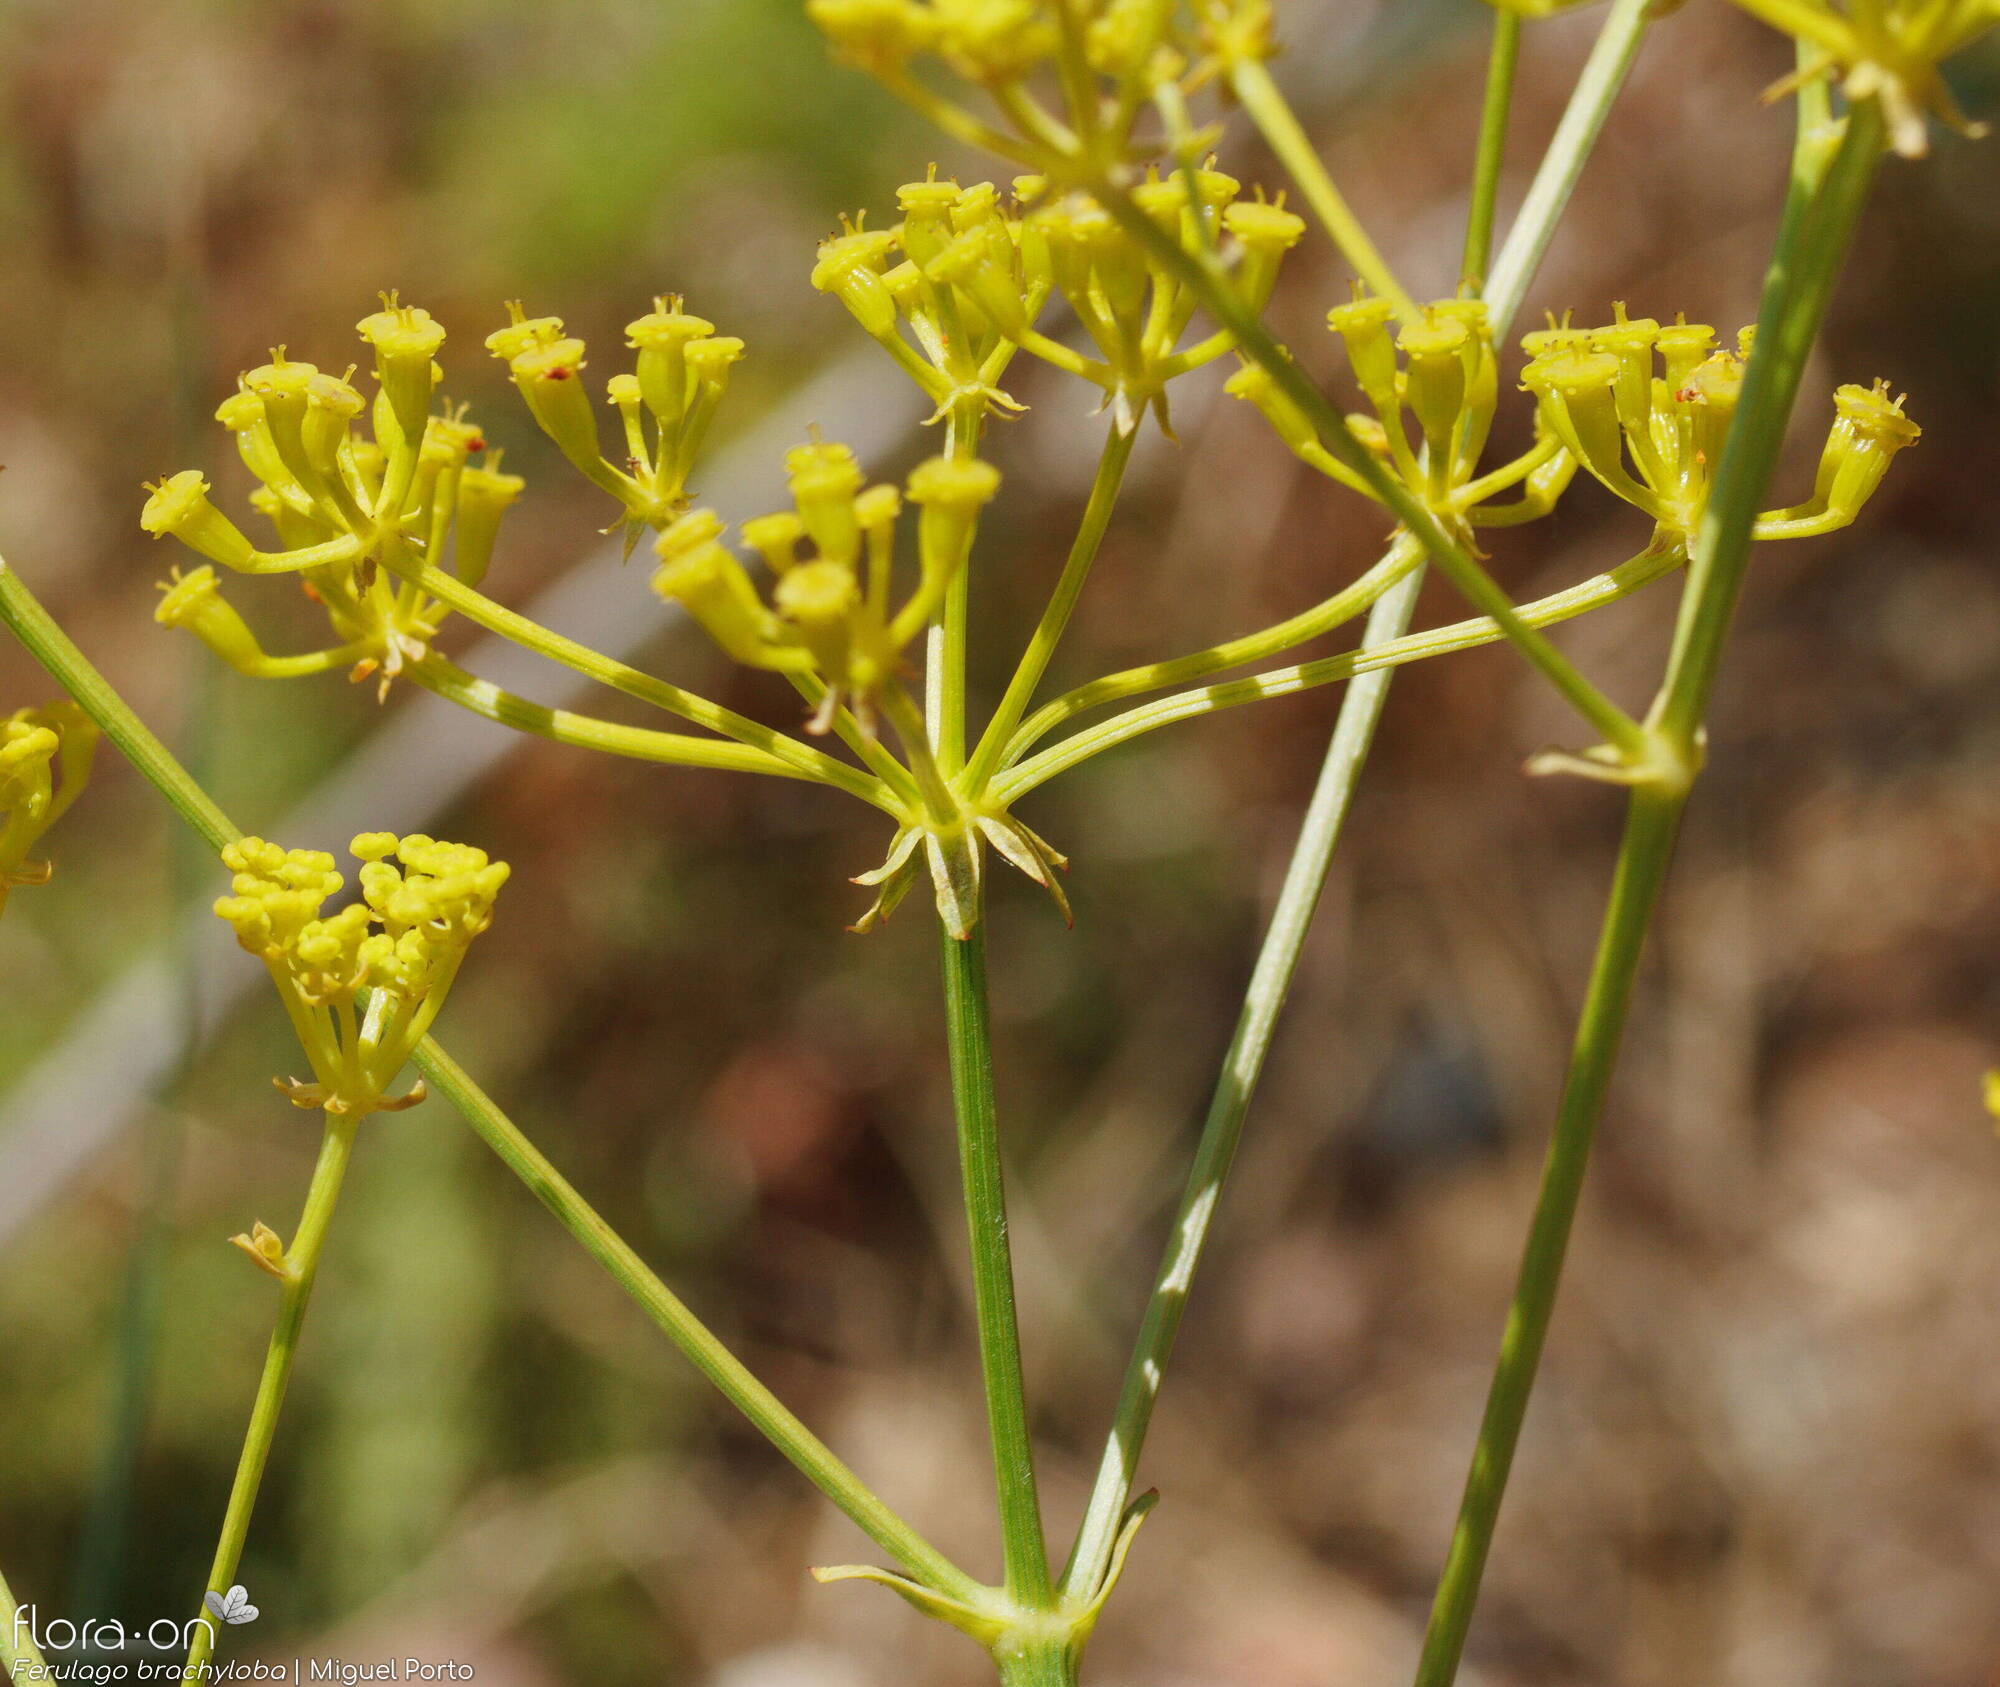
[
  {"x1": 0, "y1": 703, "x2": 98, "y2": 915},
  {"x1": 214, "y1": 833, "x2": 508, "y2": 1119},
  {"x1": 1230, "y1": 286, "x2": 1576, "y2": 532},
  {"x1": 652, "y1": 439, "x2": 1000, "y2": 731},
  {"x1": 140, "y1": 291, "x2": 743, "y2": 696},
  {"x1": 816, "y1": 166, "x2": 1303, "y2": 434},
  {"x1": 1519, "y1": 308, "x2": 1919, "y2": 539}
]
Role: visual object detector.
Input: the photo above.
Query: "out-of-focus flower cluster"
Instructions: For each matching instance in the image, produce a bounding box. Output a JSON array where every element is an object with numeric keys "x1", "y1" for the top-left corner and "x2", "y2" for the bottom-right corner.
[{"x1": 0, "y1": 702, "x2": 98, "y2": 916}]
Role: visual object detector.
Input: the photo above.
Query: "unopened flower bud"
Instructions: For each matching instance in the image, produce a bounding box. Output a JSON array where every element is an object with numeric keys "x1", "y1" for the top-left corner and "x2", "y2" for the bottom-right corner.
[
  {"x1": 141, "y1": 471, "x2": 257, "y2": 570},
  {"x1": 787, "y1": 440, "x2": 868, "y2": 564},
  {"x1": 154, "y1": 565, "x2": 271, "y2": 673},
  {"x1": 454, "y1": 462, "x2": 525, "y2": 589},
  {"x1": 355, "y1": 294, "x2": 446, "y2": 439}
]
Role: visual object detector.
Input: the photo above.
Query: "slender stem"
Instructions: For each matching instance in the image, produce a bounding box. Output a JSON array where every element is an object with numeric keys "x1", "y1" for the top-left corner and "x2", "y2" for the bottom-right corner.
[
  {"x1": 1462, "y1": 11, "x2": 1523, "y2": 288},
  {"x1": 964, "y1": 425, "x2": 1136, "y2": 794},
  {"x1": 1411, "y1": 91, "x2": 1886, "y2": 1687},
  {"x1": 1, "y1": 1566, "x2": 48, "y2": 1681},
  {"x1": 411, "y1": 656, "x2": 906, "y2": 814},
  {"x1": 1063, "y1": 564, "x2": 1428, "y2": 1598},
  {"x1": 938, "y1": 917, "x2": 1053, "y2": 1607},
  {"x1": 391, "y1": 556, "x2": 885, "y2": 803},
  {"x1": 1004, "y1": 534, "x2": 1424, "y2": 765},
  {"x1": 0, "y1": 557, "x2": 235, "y2": 853},
  {"x1": 1065, "y1": 0, "x2": 1661, "y2": 1601},
  {"x1": 0, "y1": 555, "x2": 971, "y2": 1607},
  {"x1": 184, "y1": 1114, "x2": 359, "y2": 1684},
  {"x1": 1410, "y1": 791, "x2": 1682, "y2": 1687},
  {"x1": 996, "y1": 540, "x2": 1683, "y2": 802},
  {"x1": 930, "y1": 404, "x2": 985, "y2": 774},
  {"x1": 1484, "y1": 0, "x2": 1653, "y2": 330},
  {"x1": 409, "y1": 1038, "x2": 980, "y2": 1600},
  {"x1": 1229, "y1": 58, "x2": 1418, "y2": 316}
]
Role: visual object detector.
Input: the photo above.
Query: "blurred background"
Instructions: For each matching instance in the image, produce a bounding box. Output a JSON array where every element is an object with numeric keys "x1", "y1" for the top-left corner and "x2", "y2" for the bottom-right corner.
[{"x1": 3, "y1": 1, "x2": 2000, "y2": 1682}]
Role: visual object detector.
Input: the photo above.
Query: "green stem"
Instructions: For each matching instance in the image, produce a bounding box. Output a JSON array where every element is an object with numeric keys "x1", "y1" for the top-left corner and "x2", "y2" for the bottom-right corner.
[
  {"x1": 184, "y1": 1114, "x2": 359, "y2": 1684},
  {"x1": 392, "y1": 556, "x2": 886, "y2": 804},
  {"x1": 965, "y1": 425, "x2": 1136, "y2": 795},
  {"x1": 996, "y1": 540, "x2": 1683, "y2": 802},
  {"x1": 1063, "y1": 564, "x2": 1428, "y2": 1598},
  {"x1": 0, "y1": 554, "x2": 970, "y2": 1609},
  {"x1": 1462, "y1": 11, "x2": 1522, "y2": 288},
  {"x1": 1483, "y1": 0, "x2": 1652, "y2": 329},
  {"x1": 1063, "y1": 0, "x2": 1659, "y2": 1606},
  {"x1": 410, "y1": 656, "x2": 905, "y2": 814},
  {"x1": 1409, "y1": 790, "x2": 1682, "y2": 1687},
  {"x1": 408, "y1": 1038, "x2": 978, "y2": 1598},
  {"x1": 993, "y1": 1631, "x2": 1079, "y2": 1687},
  {"x1": 0, "y1": 557, "x2": 235, "y2": 853},
  {"x1": 1, "y1": 1566, "x2": 48, "y2": 1682},
  {"x1": 1229, "y1": 57, "x2": 1418, "y2": 316},
  {"x1": 1411, "y1": 91, "x2": 1885, "y2": 1687},
  {"x1": 938, "y1": 916, "x2": 1052, "y2": 1608}
]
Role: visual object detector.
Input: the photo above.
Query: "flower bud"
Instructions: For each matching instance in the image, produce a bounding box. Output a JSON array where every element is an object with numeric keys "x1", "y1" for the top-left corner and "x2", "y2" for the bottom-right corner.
[
  {"x1": 787, "y1": 440, "x2": 867, "y2": 565},
  {"x1": 906, "y1": 454, "x2": 1000, "y2": 585},
  {"x1": 897, "y1": 175, "x2": 963, "y2": 270},
  {"x1": 485, "y1": 301, "x2": 566, "y2": 364},
  {"x1": 774, "y1": 559, "x2": 861, "y2": 683},
  {"x1": 1224, "y1": 198, "x2": 1306, "y2": 309},
  {"x1": 355, "y1": 295, "x2": 446, "y2": 440},
  {"x1": 1327, "y1": 292, "x2": 1399, "y2": 412},
  {"x1": 1397, "y1": 313, "x2": 1471, "y2": 452},
  {"x1": 740, "y1": 512, "x2": 806, "y2": 574},
  {"x1": 812, "y1": 228, "x2": 904, "y2": 340},
  {"x1": 652, "y1": 512, "x2": 776, "y2": 666},
  {"x1": 141, "y1": 471, "x2": 257, "y2": 570},
  {"x1": 509, "y1": 338, "x2": 604, "y2": 474},
  {"x1": 154, "y1": 565, "x2": 272, "y2": 674},
  {"x1": 625, "y1": 299, "x2": 716, "y2": 428},
  {"x1": 806, "y1": 0, "x2": 936, "y2": 69},
  {"x1": 1225, "y1": 363, "x2": 1316, "y2": 455},
  {"x1": 302, "y1": 371, "x2": 367, "y2": 477},
  {"x1": 454, "y1": 462, "x2": 525, "y2": 589}
]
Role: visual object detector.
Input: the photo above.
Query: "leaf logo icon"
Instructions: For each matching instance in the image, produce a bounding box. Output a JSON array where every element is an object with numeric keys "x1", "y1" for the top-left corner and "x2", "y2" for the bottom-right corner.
[{"x1": 204, "y1": 1586, "x2": 260, "y2": 1626}]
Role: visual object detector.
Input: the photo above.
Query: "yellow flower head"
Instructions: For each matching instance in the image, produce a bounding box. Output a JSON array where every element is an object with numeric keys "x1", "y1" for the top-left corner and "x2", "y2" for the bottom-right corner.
[
  {"x1": 216, "y1": 833, "x2": 508, "y2": 1118},
  {"x1": 1, "y1": 702, "x2": 98, "y2": 915}
]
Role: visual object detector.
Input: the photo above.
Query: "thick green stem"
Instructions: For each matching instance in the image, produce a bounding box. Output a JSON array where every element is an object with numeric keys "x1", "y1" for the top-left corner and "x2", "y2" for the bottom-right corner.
[
  {"x1": 964, "y1": 425, "x2": 1136, "y2": 795},
  {"x1": 1411, "y1": 93, "x2": 1886, "y2": 1687},
  {"x1": 1410, "y1": 790, "x2": 1680, "y2": 1686},
  {"x1": 2, "y1": 1566, "x2": 48, "y2": 1682},
  {"x1": 410, "y1": 1039, "x2": 979, "y2": 1600},
  {"x1": 1462, "y1": 11, "x2": 1522, "y2": 288},
  {"x1": 1063, "y1": 565, "x2": 1427, "y2": 1598},
  {"x1": 184, "y1": 1114, "x2": 359, "y2": 1684},
  {"x1": 993, "y1": 1631, "x2": 1080, "y2": 1687},
  {"x1": 939, "y1": 916, "x2": 1053, "y2": 1607}
]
